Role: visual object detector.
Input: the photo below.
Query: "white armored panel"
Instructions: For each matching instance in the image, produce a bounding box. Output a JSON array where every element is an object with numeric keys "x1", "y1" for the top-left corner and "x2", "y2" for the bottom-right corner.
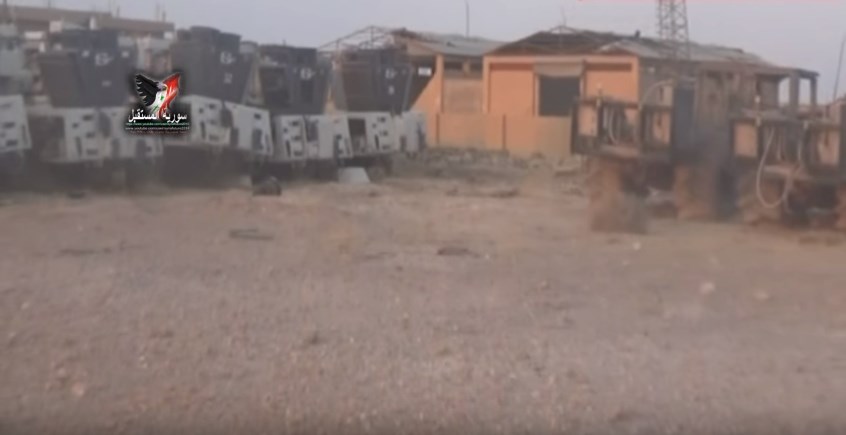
[
  {"x1": 306, "y1": 114, "x2": 353, "y2": 161},
  {"x1": 346, "y1": 111, "x2": 397, "y2": 157},
  {"x1": 271, "y1": 115, "x2": 308, "y2": 162},
  {"x1": 369, "y1": 112, "x2": 397, "y2": 154},
  {"x1": 0, "y1": 95, "x2": 31, "y2": 156},
  {"x1": 28, "y1": 105, "x2": 104, "y2": 163},
  {"x1": 231, "y1": 104, "x2": 273, "y2": 158},
  {"x1": 29, "y1": 104, "x2": 163, "y2": 164},
  {"x1": 164, "y1": 95, "x2": 272, "y2": 159},
  {"x1": 272, "y1": 114, "x2": 354, "y2": 163},
  {"x1": 164, "y1": 95, "x2": 231, "y2": 150},
  {"x1": 393, "y1": 111, "x2": 427, "y2": 154},
  {"x1": 101, "y1": 107, "x2": 164, "y2": 160}
]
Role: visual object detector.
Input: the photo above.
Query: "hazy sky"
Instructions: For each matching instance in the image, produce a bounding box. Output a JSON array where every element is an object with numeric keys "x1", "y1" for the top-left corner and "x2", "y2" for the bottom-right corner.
[{"x1": 12, "y1": 0, "x2": 846, "y2": 101}]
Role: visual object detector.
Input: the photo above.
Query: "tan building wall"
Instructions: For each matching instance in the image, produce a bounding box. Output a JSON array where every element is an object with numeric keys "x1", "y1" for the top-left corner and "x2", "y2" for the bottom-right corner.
[
  {"x1": 429, "y1": 54, "x2": 636, "y2": 158},
  {"x1": 483, "y1": 54, "x2": 639, "y2": 115},
  {"x1": 442, "y1": 76, "x2": 484, "y2": 113},
  {"x1": 410, "y1": 53, "x2": 487, "y2": 147},
  {"x1": 412, "y1": 58, "x2": 442, "y2": 113},
  {"x1": 486, "y1": 63, "x2": 535, "y2": 115},
  {"x1": 429, "y1": 113, "x2": 572, "y2": 159},
  {"x1": 416, "y1": 49, "x2": 641, "y2": 159}
]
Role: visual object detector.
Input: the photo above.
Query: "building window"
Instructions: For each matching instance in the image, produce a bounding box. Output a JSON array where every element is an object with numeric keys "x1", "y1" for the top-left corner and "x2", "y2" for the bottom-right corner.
[{"x1": 537, "y1": 75, "x2": 581, "y2": 117}]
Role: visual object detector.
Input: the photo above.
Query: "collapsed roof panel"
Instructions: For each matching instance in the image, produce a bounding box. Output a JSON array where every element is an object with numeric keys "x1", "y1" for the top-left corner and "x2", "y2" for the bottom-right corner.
[
  {"x1": 390, "y1": 29, "x2": 503, "y2": 58},
  {"x1": 2, "y1": 5, "x2": 173, "y2": 36},
  {"x1": 489, "y1": 26, "x2": 809, "y2": 74},
  {"x1": 319, "y1": 26, "x2": 502, "y2": 58}
]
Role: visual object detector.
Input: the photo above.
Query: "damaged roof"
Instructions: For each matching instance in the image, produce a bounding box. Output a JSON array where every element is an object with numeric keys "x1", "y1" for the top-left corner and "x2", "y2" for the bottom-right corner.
[
  {"x1": 390, "y1": 29, "x2": 503, "y2": 57},
  {"x1": 491, "y1": 26, "x2": 781, "y2": 68},
  {"x1": 2, "y1": 5, "x2": 174, "y2": 35}
]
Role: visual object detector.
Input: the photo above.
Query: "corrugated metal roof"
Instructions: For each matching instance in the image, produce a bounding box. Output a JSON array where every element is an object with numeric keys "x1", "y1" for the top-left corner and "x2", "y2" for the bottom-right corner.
[
  {"x1": 98, "y1": 16, "x2": 174, "y2": 34},
  {"x1": 2, "y1": 5, "x2": 173, "y2": 34},
  {"x1": 491, "y1": 26, "x2": 784, "y2": 69},
  {"x1": 595, "y1": 37, "x2": 771, "y2": 65},
  {"x1": 392, "y1": 29, "x2": 503, "y2": 57}
]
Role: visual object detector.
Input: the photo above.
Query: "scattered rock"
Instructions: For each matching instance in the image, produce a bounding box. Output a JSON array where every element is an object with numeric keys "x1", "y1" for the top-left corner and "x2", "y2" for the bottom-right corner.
[
  {"x1": 590, "y1": 193, "x2": 649, "y2": 235},
  {"x1": 302, "y1": 330, "x2": 324, "y2": 348},
  {"x1": 366, "y1": 166, "x2": 387, "y2": 182},
  {"x1": 427, "y1": 167, "x2": 446, "y2": 178},
  {"x1": 699, "y1": 282, "x2": 716, "y2": 295},
  {"x1": 437, "y1": 246, "x2": 479, "y2": 258},
  {"x1": 150, "y1": 329, "x2": 174, "y2": 340},
  {"x1": 58, "y1": 247, "x2": 113, "y2": 257},
  {"x1": 561, "y1": 183, "x2": 584, "y2": 196},
  {"x1": 646, "y1": 192, "x2": 677, "y2": 218},
  {"x1": 361, "y1": 251, "x2": 393, "y2": 262},
  {"x1": 807, "y1": 208, "x2": 837, "y2": 229},
  {"x1": 55, "y1": 367, "x2": 70, "y2": 383},
  {"x1": 798, "y1": 234, "x2": 843, "y2": 246},
  {"x1": 610, "y1": 408, "x2": 639, "y2": 424},
  {"x1": 632, "y1": 241, "x2": 642, "y2": 251},
  {"x1": 229, "y1": 228, "x2": 274, "y2": 241},
  {"x1": 252, "y1": 176, "x2": 282, "y2": 196},
  {"x1": 825, "y1": 237, "x2": 843, "y2": 247},
  {"x1": 554, "y1": 161, "x2": 581, "y2": 178},
  {"x1": 489, "y1": 187, "x2": 520, "y2": 199},
  {"x1": 71, "y1": 382, "x2": 87, "y2": 398}
]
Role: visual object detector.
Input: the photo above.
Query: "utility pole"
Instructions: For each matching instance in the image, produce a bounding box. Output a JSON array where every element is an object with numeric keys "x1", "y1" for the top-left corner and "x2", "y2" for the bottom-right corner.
[
  {"x1": 656, "y1": 0, "x2": 690, "y2": 68},
  {"x1": 833, "y1": 33, "x2": 846, "y2": 101}
]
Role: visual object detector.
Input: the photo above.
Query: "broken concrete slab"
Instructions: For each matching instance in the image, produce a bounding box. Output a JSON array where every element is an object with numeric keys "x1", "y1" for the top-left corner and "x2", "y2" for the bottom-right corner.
[{"x1": 337, "y1": 167, "x2": 371, "y2": 185}]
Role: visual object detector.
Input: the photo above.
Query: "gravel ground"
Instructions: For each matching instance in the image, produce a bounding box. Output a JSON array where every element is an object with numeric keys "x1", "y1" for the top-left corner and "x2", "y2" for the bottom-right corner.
[{"x1": 1, "y1": 163, "x2": 846, "y2": 435}]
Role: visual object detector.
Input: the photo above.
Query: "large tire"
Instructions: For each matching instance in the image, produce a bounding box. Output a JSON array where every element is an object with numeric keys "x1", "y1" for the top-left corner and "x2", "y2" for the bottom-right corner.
[
  {"x1": 586, "y1": 157, "x2": 647, "y2": 234},
  {"x1": 736, "y1": 169, "x2": 783, "y2": 226}
]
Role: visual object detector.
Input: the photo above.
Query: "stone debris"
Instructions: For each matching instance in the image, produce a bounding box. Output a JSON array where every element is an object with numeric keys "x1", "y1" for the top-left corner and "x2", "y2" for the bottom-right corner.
[
  {"x1": 229, "y1": 228, "x2": 275, "y2": 241},
  {"x1": 338, "y1": 167, "x2": 371, "y2": 185}
]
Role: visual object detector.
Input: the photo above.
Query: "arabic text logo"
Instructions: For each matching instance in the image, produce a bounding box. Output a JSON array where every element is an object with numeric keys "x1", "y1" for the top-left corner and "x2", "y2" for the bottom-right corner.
[
  {"x1": 126, "y1": 71, "x2": 190, "y2": 135},
  {"x1": 135, "y1": 73, "x2": 181, "y2": 120}
]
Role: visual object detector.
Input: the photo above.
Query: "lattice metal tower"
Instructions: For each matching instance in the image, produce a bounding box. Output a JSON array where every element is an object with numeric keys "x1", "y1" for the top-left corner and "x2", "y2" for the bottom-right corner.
[{"x1": 656, "y1": 0, "x2": 691, "y2": 62}]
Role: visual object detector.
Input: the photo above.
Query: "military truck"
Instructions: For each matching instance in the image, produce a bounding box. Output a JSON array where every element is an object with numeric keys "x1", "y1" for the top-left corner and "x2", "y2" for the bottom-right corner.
[
  {"x1": 731, "y1": 71, "x2": 846, "y2": 229},
  {"x1": 572, "y1": 57, "x2": 814, "y2": 231},
  {"x1": 0, "y1": 23, "x2": 32, "y2": 186},
  {"x1": 26, "y1": 26, "x2": 162, "y2": 188}
]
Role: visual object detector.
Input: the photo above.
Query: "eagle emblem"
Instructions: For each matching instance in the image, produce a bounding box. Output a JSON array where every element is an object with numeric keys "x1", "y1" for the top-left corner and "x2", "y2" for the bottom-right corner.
[{"x1": 134, "y1": 73, "x2": 181, "y2": 120}]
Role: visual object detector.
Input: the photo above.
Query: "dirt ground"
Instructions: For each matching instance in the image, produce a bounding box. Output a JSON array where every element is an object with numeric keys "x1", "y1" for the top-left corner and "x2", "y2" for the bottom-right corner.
[{"x1": 2, "y1": 159, "x2": 846, "y2": 435}]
